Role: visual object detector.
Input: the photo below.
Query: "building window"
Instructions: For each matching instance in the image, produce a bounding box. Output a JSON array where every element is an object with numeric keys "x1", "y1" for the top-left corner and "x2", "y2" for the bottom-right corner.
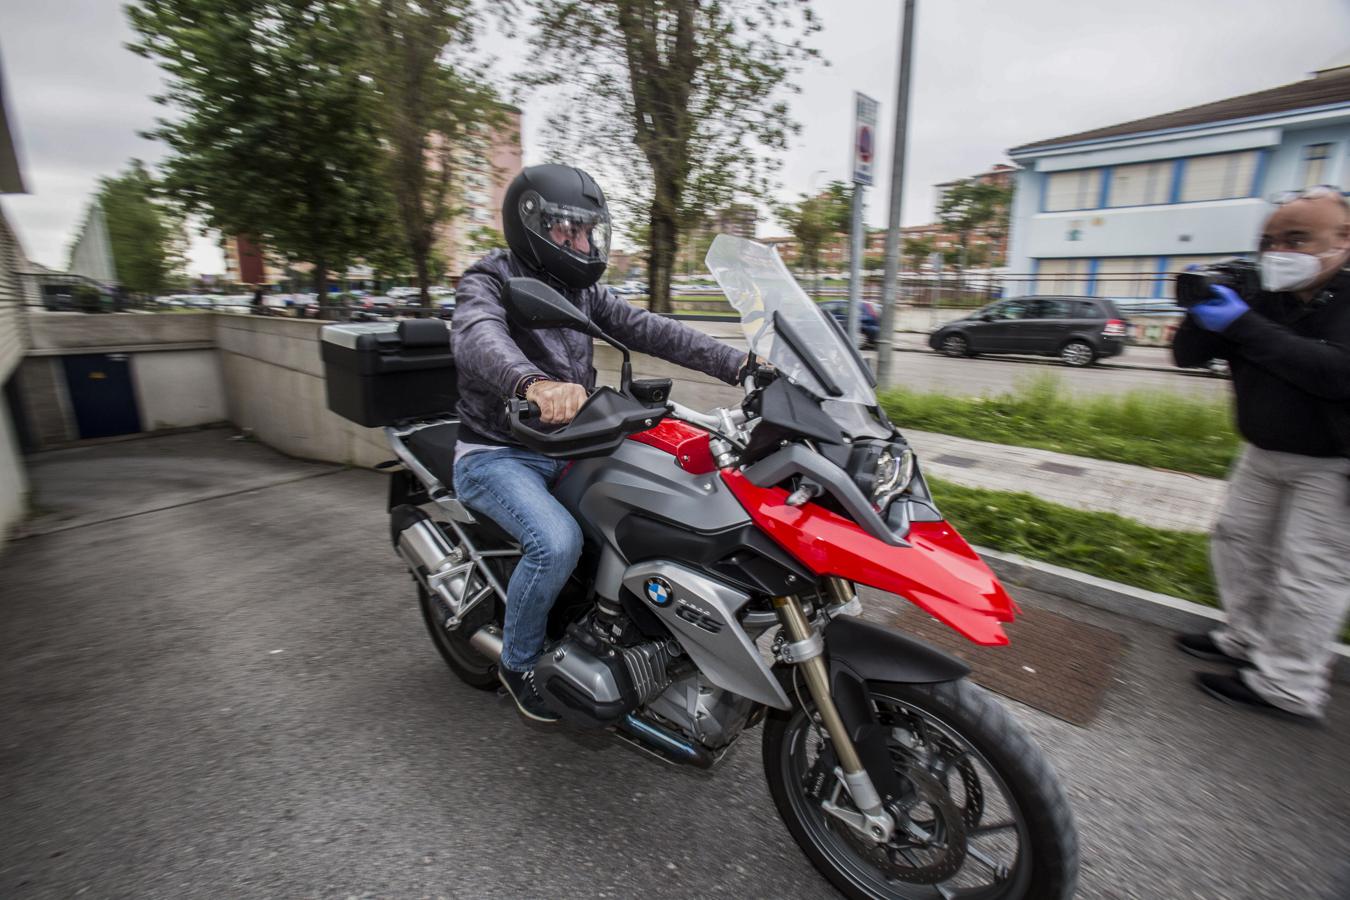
[
  {"x1": 1036, "y1": 258, "x2": 1091, "y2": 294},
  {"x1": 1303, "y1": 143, "x2": 1333, "y2": 187},
  {"x1": 1044, "y1": 169, "x2": 1103, "y2": 212},
  {"x1": 1106, "y1": 162, "x2": 1172, "y2": 208},
  {"x1": 1178, "y1": 151, "x2": 1259, "y2": 202},
  {"x1": 1093, "y1": 257, "x2": 1159, "y2": 298}
]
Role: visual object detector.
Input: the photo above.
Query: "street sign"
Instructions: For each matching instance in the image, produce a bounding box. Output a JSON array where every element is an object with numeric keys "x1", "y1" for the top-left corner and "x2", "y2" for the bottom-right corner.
[{"x1": 852, "y1": 92, "x2": 880, "y2": 186}]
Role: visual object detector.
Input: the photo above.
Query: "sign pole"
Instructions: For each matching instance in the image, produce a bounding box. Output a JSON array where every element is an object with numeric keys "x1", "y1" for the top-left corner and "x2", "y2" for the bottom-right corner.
[
  {"x1": 848, "y1": 92, "x2": 879, "y2": 354},
  {"x1": 875, "y1": 0, "x2": 916, "y2": 389},
  {"x1": 846, "y1": 184, "x2": 865, "y2": 349}
]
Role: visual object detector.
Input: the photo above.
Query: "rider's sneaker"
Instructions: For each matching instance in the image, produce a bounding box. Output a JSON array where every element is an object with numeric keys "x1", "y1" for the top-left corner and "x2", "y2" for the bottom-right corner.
[{"x1": 498, "y1": 667, "x2": 561, "y2": 724}]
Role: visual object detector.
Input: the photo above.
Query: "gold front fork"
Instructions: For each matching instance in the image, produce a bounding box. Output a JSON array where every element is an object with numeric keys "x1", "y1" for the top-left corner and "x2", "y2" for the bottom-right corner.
[{"x1": 773, "y1": 594, "x2": 895, "y2": 843}]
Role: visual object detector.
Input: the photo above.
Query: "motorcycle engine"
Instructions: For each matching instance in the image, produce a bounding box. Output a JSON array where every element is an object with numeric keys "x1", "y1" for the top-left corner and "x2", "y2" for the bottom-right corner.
[{"x1": 532, "y1": 621, "x2": 677, "y2": 728}]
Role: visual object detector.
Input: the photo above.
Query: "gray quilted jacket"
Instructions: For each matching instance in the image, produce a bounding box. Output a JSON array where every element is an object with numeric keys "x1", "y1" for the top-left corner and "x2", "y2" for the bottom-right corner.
[{"x1": 451, "y1": 249, "x2": 744, "y2": 443}]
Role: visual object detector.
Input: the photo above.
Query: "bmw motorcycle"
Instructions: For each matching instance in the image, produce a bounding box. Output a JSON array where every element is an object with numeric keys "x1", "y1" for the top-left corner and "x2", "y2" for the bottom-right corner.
[{"x1": 327, "y1": 235, "x2": 1078, "y2": 899}]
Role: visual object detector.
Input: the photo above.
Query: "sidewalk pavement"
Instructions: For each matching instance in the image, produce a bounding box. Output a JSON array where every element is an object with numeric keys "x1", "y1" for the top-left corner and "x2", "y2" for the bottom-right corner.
[{"x1": 908, "y1": 428, "x2": 1225, "y2": 533}]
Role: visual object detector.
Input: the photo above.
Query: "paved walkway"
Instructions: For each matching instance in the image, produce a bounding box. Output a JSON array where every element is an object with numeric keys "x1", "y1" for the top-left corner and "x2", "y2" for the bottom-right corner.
[
  {"x1": 908, "y1": 429, "x2": 1226, "y2": 533},
  {"x1": 0, "y1": 431, "x2": 1344, "y2": 900}
]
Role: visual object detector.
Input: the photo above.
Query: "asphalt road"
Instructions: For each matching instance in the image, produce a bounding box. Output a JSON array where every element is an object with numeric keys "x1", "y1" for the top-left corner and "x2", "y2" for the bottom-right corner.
[
  {"x1": 1, "y1": 431, "x2": 1346, "y2": 899},
  {"x1": 684, "y1": 322, "x2": 1229, "y2": 400}
]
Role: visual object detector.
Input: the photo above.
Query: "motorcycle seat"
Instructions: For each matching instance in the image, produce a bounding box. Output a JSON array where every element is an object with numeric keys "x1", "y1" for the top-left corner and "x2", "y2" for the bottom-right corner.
[
  {"x1": 403, "y1": 421, "x2": 517, "y2": 547},
  {"x1": 404, "y1": 420, "x2": 459, "y2": 491}
]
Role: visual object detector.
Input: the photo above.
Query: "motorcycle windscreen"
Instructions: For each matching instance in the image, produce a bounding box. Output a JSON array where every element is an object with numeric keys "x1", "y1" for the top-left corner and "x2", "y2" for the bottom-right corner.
[
  {"x1": 722, "y1": 471, "x2": 1016, "y2": 646},
  {"x1": 706, "y1": 234, "x2": 876, "y2": 407}
]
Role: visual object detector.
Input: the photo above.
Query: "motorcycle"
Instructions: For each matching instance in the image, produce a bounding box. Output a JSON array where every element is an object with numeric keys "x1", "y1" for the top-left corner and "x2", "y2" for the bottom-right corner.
[{"x1": 321, "y1": 235, "x2": 1079, "y2": 899}]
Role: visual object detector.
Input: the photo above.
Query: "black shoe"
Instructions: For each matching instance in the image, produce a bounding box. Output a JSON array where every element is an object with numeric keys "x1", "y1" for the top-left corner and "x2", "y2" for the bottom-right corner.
[
  {"x1": 497, "y1": 667, "x2": 560, "y2": 724},
  {"x1": 1174, "y1": 632, "x2": 1250, "y2": 667},
  {"x1": 1194, "y1": 673, "x2": 1320, "y2": 726}
]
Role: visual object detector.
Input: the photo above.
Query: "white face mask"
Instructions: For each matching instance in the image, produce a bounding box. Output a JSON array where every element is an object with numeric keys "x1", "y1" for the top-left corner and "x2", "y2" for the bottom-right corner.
[{"x1": 1259, "y1": 250, "x2": 1340, "y2": 292}]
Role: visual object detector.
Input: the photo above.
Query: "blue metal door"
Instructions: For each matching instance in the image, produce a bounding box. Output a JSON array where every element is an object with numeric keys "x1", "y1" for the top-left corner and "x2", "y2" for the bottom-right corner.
[{"x1": 63, "y1": 354, "x2": 142, "y2": 439}]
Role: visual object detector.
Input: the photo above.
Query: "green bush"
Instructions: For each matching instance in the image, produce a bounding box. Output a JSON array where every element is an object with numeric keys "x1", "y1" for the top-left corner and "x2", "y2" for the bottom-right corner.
[{"x1": 881, "y1": 373, "x2": 1238, "y2": 478}]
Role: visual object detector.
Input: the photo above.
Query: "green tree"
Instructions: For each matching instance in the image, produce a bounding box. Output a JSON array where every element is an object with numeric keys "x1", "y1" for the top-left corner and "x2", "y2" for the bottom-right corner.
[
  {"x1": 902, "y1": 234, "x2": 936, "y2": 270},
  {"x1": 936, "y1": 178, "x2": 1013, "y2": 280},
  {"x1": 465, "y1": 225, "x2": 505, "y2": 257},
  {"x1": 364, "y1": 0, "x2": 500, "y2": 304},
  {"x1": 518, "y1": 0, "x2": 820, "y2": 313},
  {"x1": 127, "y1": 0, "x2": 397, "y2": 314},
  {"x1": 776, "y1": 181, "x2": 851, "y2": 299},
  {"x1": 95, "y1": 160, "x2": 186, "y2": 295}
]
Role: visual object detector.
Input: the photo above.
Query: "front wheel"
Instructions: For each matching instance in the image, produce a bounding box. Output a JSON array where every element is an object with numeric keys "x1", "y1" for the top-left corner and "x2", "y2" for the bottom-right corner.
[{"x1": 762, "y1": 679, "x2": 1078, "y2": 899}]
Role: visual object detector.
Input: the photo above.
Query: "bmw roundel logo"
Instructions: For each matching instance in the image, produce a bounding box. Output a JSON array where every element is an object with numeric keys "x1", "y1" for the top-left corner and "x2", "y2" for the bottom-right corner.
[{"x1": 644, "y1": 576, "x2": 674, "y2": 607}]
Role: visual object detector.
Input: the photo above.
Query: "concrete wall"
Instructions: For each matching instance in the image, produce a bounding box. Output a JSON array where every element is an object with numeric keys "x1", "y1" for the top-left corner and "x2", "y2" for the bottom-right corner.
[
  {"x1": 132, "y1": 350, "x2": 227, "y2": 431},
  {"x1": 26, "y1": 310, "x2": 214, "y2": 352},
  {"x1": 0, "y1": 204, "x2": 27, "y2": 538},
  {"x1": 213, "y1": 313, "x2": 389, "y2": 467},
  {"x1": 15, "y1": 312, "x2": 227, "y2": 447}
]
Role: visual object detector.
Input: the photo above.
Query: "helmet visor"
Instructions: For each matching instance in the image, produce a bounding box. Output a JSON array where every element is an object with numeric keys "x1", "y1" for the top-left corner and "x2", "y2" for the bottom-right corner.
[{"x1": 520, "y1": 193, "x2": 611, "y2": 265}]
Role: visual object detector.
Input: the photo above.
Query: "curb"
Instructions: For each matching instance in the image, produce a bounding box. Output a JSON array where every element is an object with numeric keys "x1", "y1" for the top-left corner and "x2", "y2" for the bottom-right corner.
[{"x1": 975, "y1": 545, "x2": 1350, "y2": 684}]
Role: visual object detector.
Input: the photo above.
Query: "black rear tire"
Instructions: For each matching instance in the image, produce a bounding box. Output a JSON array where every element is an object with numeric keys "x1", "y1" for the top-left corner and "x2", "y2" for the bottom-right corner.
[
  {"x1": 1059, "y1": 340, "x2": 1095, "y2": 367},
  {"x1": 939, "y1": 333, "x2": 972, "y2": 358},
  {"x1": 762, "y1": 678, "x2": 1078, "y2": 899},
  {"x1": 418, "y1": 585, "x2": 500, "y2": 689}
]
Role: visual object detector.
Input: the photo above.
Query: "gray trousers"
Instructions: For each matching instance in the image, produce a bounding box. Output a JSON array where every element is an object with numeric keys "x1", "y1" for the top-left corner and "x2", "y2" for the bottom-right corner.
[{"x1": 1210, "y1": 445, "x2": 1350, "y2": 717}]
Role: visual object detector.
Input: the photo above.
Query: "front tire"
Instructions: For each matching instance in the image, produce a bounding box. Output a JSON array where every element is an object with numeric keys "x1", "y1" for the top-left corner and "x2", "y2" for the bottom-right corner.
[{"x1": 762, "y1": 679, "x2": 1078, "y2": 899}]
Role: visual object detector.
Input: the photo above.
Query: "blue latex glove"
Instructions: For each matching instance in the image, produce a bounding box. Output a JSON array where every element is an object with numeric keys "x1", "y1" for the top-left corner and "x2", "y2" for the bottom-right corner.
[{"x1": 1189, "y1": 284, "x2": 1249, "y2": 332}]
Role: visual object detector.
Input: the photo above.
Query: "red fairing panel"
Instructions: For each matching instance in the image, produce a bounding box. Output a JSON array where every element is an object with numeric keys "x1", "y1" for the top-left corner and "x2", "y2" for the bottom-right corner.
[
  {"x1": 628, "y1": 420, "x2": 716, "y2": 474},
  {"x1": 721, "y1": 470, "x2": 1016, "y2": 646}
]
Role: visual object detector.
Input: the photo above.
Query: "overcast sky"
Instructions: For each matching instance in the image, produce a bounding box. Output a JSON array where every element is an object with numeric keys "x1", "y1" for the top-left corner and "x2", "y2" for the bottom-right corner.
[{"x1": 2, "y1": 0, "x2": 1348, "y2": 274}]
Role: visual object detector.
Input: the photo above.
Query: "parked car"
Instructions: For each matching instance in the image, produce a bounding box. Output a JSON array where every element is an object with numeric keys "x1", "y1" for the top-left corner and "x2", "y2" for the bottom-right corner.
[
  {"x1": 818, "y1": 299, "x2": 880, "y2": 349},
  {"x1": 927, "y1": 296, "x2": 1128, "y2": 367}
]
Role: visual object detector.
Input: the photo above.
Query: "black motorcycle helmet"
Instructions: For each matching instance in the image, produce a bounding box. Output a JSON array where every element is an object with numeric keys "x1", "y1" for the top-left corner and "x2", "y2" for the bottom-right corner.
[{"x1": 502, "y1": 164, "x2": 611, "y2": 291}]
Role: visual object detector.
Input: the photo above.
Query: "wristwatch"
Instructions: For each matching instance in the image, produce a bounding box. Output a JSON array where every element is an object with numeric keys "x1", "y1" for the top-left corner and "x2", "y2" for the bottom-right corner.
[{"x1": 515, "y1": 374, "x2": 548, "y2": 399}]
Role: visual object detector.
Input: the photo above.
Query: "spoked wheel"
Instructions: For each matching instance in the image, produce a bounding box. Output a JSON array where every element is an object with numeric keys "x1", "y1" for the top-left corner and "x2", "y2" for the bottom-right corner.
[
  {"x1": 763, "y1": 680, "x2": 1078, "y2": 899},
  {"x1": 940, "y1": 334, "x2": 971, "y2": 358},
  {"x1": 1059, "y1": 340, "x2": 1095, "y2": 367}
]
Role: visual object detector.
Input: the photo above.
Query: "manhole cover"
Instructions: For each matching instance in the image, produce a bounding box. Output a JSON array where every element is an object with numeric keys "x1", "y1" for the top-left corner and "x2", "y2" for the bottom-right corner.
[{"x1": 867, "y1": 598, "x2": 1126, "y2": 727}]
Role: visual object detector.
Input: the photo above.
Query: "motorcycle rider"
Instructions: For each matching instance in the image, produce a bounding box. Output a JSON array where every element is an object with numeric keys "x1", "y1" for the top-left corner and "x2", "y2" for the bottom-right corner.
[{"x1": 450, "y1": 164, "x2": 748, "y2": 722}]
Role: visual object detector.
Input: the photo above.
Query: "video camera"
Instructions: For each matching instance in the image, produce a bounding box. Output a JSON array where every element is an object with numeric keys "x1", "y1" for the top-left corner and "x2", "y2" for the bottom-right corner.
[{"x1": 1174, "y1": 257, "x2": 1261, "y2": 308}]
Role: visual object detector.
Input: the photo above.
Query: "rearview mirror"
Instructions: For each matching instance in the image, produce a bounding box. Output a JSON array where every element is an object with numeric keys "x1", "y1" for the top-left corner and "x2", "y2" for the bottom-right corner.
[{"x1": 503, "y1": 278, "x2": 596, "y2": 334}]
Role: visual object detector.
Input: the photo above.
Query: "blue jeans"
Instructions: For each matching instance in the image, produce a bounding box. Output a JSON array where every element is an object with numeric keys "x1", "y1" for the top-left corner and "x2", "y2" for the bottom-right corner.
[{"x1": 452, "y1": 447, "x2": 583, "y2": 673}]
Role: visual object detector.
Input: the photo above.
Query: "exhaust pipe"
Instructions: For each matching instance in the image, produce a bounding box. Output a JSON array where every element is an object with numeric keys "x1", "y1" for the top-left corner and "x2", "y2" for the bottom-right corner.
[
  {"x1": 468, "y1": 625, "x2": 503, "y2": 662},
  {"x1": 616, "y1": 714, "x2": 714, "y2": 769},
  {"x1": 392, "y1": 506, "x2": 473, "y2": 627}
]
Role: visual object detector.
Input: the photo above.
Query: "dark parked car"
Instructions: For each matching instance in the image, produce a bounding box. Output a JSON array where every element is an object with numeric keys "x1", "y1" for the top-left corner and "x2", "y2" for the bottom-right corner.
[
  {"x1": 927, "y1": 296, "x2": 1128, "y2": 367},
  {"x1": 819, "y1": 299, "x2": 880, "y2": 349}
]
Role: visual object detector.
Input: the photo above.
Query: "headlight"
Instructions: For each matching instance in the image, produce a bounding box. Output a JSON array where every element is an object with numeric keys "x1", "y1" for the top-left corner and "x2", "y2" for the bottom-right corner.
[
  {"x1": 847, "y1": 441, "x2": 916, "y2": 509},
  {"x1": 872, "y1": 445, "x2": 915, "y2": 506}
]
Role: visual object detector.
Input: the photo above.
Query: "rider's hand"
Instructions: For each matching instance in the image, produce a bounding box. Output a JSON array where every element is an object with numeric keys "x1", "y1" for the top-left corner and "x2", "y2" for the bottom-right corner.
[{"x1": 525, "y1": 380, "x2": 588, "y2": 425}]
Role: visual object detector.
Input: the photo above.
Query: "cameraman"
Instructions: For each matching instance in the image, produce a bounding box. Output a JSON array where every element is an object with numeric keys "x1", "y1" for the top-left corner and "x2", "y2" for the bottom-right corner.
[{"x1": 1172, "y1": 186, "x2": 1350, "y2": 723}]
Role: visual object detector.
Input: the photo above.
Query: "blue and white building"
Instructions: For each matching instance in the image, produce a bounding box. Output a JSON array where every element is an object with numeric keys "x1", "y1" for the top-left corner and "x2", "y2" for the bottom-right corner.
[{"x1": 1006, "y1": 60, "x2": 1350, "y2": 301}]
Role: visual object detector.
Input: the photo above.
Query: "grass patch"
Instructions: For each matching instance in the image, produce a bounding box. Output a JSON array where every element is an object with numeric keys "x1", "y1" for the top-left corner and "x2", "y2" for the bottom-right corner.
[
  {"x1": 929, "y1": 477, "x2": 1217, "y2": 606},
  {"x1": 881, "y1": 373, "x2": 1239, "y2": 478}
]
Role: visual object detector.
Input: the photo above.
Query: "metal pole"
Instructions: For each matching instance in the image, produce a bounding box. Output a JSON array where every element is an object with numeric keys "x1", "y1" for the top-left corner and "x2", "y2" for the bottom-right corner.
[
  {"x1": 846, "y1": 183, "x2": 864, "y2": 349},
  {"x1": 874, "y1": 0, "x2": 916, "y2": 389}
]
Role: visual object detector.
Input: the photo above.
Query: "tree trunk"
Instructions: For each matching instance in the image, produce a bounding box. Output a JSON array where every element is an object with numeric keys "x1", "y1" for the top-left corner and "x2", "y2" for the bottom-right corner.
[
  {"x1": 314, "y1": 255, "x2": 330, "y2": 320},
  {"x1": 648, "y1": 195, "x2": 678, "y2": 315},
  {"x1": 415, "y1": 248, "x2": 431, "y2": 313}
]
